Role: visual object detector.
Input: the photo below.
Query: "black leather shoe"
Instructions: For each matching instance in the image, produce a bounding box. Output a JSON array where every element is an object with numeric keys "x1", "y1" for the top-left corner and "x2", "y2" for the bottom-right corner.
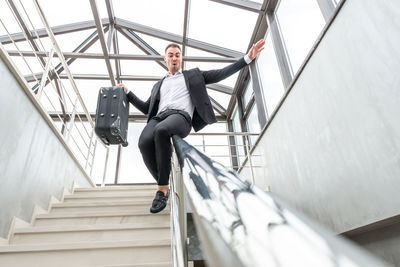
[{"x1": 150, "y1": 190, "x2": 169, "y2": 214}]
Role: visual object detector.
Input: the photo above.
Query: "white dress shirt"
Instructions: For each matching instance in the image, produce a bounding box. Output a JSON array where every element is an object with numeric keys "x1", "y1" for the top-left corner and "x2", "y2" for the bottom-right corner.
[{"x1": 126, "y1": 55, "x2": 253, "y2": 118}]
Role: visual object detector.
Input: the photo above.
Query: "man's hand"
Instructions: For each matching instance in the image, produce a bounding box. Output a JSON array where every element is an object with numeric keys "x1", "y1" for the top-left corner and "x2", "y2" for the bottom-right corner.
[
  {"x1": 117, "y1": 83, "x2": 128, "y2": 93},
  {"x1": 247, "y1": 39, "x2": 265, "y2": 61}
]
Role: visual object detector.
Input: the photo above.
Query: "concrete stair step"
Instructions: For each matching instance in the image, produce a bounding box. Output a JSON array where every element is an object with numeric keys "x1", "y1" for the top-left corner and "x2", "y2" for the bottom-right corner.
[
  {"x1": 62, "y1": 197, "x2": 155, "y2": 204},
  {"x1": 50, "y1": 201, "x2": 170, "y2": 214},
  {"x1": 74, "y1": 185, "x2": 157, "y2": 192},
  {"x1": 11, "y1": 224, "x2": 170, "y2": 245},
  {"x1": 72, "y1": 186, "x2": 157, "y2": 197},
  {"x1": 34, "y1": 211, "x2": 170, "y2": 227},
  {"x1": 71, "y1": 190, "x2": 157, "y2": 197},
  {"x1": 99, "y1": 263, "x2": 171, "y2": 267},
  {"x1": 0, "y1": 239, "x2": 171, "y2": 267},
  {"x1": 63, "y1": 194, "x2": 155, "y2": 203}
]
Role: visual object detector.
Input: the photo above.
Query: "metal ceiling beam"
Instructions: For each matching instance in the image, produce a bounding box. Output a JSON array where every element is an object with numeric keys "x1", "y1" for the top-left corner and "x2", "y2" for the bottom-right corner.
[
  {"x1": 316, "y1": 0, "x2": 336, "y2": 22},
  {"x1": 25, "y1": 74, "x2": 237, "y2": 96},
  {"x1": 113, "y1": 28, "x2": 122, "y2": 83},
  {"x1": 182, "y1": 0, "x2": 191, "y2": 70},
  {"x1": 107, "y1": 24, "x2": 115, "y2": 53},
  {"x1": 115, "y1": 18, "x2": 244, "y2": 58},
  {"x1": 25, "y1": 73, "x2": 163, "y2": 82},
  {"x1": 209, "y1": 96, "x2": 227, "y2": 117},
  {"x1": 105, "y1": 0, "x2": 115, "y2": 25},
  {"x1": 209, "y1": 0, "x2": 263, "y2": 13},
  {"x1": 207, "y1": 84, "x2": 234, "y2": 94},
  {"x1": 89, "y1": 0, "x2": 116, "y2": 86},
  {"x1": 7, "y1": 50, "x2": 238, "y2": 62},
  {"x1": 118, "y1": 28, "x2": 168, "y2": 71},
  {"x1": 0, "y1": 19, "x2": 109, "y2": 44}
]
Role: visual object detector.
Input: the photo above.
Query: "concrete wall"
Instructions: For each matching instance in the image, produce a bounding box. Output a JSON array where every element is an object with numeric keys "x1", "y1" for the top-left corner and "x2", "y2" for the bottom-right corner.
[
  {"x1": 241, "y1": 0, "x2": 400, "y2": 264},
  {"x1": 0, "y1": 49, "x2": 93, "y2": 239}
]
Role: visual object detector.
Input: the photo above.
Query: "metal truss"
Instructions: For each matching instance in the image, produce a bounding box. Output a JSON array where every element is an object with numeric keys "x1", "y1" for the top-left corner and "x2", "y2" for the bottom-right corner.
[
  {"x1": 0, "y1": 19, "x2": 109, "y2": 44},
  {"x1": 8, "y1": 50, "x2": 239, "y2": 63},
  {"x1": 89, "y1": 0, "x2": 115, "y2": 86},
  {"x1": 118, "y1": 28, "x2": 168, "y2": 70},
  {"x1": 114, "y1": 18, "x2": 244, "y2": 58},
  {"x1": 209, "y1": 0, "x2": 263, "y2": 13},
  {"x1": 0, "y1": 0, "x2": 276, "y2": 121}
]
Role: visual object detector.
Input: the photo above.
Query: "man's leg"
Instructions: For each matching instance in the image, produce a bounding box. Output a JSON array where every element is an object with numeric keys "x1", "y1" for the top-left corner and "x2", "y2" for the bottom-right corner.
[
  {"x1": 138, "y1": 119, "x2": 159, "y2": 182},
  {"x1": 154, "y1": 114, "x2": 191, "y2": 187}
]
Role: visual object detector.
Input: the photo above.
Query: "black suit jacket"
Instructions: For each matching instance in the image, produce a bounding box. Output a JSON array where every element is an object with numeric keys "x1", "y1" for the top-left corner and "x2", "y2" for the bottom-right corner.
[{"x1": 127, "y1": 57, "x2": 248, "y2": 132}]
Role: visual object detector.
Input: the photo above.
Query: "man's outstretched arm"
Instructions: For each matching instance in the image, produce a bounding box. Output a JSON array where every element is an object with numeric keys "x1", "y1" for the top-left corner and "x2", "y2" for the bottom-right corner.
[
  {"x1": 118, "y1": 83, "x2": 151, "y2": 115},
  {"x1": 202, "y1": 39, "x2": 265, "y2": 85}
]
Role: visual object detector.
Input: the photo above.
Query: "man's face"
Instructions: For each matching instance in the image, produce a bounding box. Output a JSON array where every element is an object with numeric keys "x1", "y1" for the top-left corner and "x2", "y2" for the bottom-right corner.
[{"x1": 165, "y1": 47, "x2": 182, "y2": 74}]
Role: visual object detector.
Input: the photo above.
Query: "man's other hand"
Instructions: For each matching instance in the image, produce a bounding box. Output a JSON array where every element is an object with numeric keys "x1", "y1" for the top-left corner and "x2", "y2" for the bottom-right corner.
[
  {"x1": 117, "y1": 83, "x2": 128, "y2": 93},
  {"x1": 247, "y1": 39, "x2": 265, "y2": 61}
]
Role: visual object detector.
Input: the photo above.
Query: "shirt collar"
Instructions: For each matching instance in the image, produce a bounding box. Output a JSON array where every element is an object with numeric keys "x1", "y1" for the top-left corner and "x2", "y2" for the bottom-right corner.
[{"x1": 165, "y1": 69, "x2": 183, "y2": 77}]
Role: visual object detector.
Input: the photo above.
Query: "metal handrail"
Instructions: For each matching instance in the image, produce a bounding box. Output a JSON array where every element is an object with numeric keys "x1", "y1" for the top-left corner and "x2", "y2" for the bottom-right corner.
[
  {"x1": 170, "y1": 151, "x2": 187, "y2": 267},
  {"x1": 171, "y1": 135, "x2": 392, "y2": 267}
]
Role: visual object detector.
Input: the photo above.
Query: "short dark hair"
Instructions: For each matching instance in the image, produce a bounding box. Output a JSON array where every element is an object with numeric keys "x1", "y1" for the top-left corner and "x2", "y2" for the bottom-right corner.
[{"x1": 165, "y1": 43, "x2": 181, "y2": 53}]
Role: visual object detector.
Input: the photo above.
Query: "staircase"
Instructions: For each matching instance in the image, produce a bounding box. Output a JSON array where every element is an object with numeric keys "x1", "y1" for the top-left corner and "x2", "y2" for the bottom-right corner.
[{"x1": 0, "y1": 185, "x2": 171, "y2": 267}]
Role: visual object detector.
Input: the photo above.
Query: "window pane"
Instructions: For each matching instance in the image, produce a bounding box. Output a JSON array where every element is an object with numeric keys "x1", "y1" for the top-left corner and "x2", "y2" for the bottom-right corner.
[
  {"x1": 113, "y1": 0, "x2": 184, "y2": 36},
  {"x1": 242, "y1": 78, "x2": 253, "y2": 109},
  {"x1": 232, "y1": 107, "x2": 244, "y2": 167},
  {"x1": 257, "y1": 31, "x2": 285, "y2": 116},
  {"x1": 276, "y1": 0, "x2": 325, "y2": 74},
  {"x1": 246, "y1": 103, "x2": 261, "y2": 145},
  {"x1": 39, "y1": 0, "x2": 93, "y2": 26},
  {"x1": 119, "y1": 122, "x2": 154, "y2": 184}
]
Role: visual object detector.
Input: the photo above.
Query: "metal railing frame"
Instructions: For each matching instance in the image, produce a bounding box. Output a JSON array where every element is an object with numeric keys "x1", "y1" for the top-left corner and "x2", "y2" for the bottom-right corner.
[{"x1": 0, "y1": 0, "x2": 110, "y2": 186}]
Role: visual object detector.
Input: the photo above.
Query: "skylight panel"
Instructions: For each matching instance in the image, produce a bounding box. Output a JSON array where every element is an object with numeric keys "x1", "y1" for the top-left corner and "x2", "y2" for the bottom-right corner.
[
  {"x1": 119, "y1": 60, "x2": 167, "y2": 77},
  {"x1": 188, "y1": 0, "x2": 258, "y2": 53},
  {"x1": 39, "y1": 0, "x2": 94, "y2": 27},
  {"x1": 113, "y1": 0, "x2": 185, "y2": 36}
]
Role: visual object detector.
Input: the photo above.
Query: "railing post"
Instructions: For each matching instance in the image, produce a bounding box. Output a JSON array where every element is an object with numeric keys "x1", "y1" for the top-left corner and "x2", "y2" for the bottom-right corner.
[
  {"x1": 90, "y1": 138, "x2": 98, "y2": 177},
  {"x1": 244, "y1": 134, "x2": 255, "y2": 184},
  {"x1": 101, "y1": 146, "x2": 110, "y2": 187},
  {"x1": 37, "y1": 47, "x2": 55, "y2": 100},
  {"x1": 66, "y1": 97, "x2": 78, "y2": 144},
  {"x1": 85, "y1": 129, "x2": 95, "y2": 170}
]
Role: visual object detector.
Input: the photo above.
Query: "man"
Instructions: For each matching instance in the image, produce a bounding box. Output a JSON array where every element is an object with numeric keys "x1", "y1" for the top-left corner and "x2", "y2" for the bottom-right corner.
[{"x1": 118, "y1": 39, "x2": 265, "y2": 213}]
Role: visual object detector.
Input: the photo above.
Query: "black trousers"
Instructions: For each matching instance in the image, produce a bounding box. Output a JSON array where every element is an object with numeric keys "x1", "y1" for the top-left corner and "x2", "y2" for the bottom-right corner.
[{"x1": 138, "y1": 110, "x2": 192, "y2": 185}]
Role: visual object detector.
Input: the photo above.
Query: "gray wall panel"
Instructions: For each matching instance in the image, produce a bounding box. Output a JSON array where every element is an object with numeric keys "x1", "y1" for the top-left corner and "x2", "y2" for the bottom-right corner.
[
  {"x1": 0, "y1": 54, "x2": 92, "y2": 239},
  {"x1": 241, "y1": 0, "x2": 400, "y2": 234}
]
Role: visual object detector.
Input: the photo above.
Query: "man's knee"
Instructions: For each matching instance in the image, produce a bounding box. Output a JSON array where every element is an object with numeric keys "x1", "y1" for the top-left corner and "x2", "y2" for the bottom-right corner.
[
  {"x1": 154, "y1": 124, "x2": 170, "y2": 139},
  {"x1": 138, "y1": 134, "x2": 152, "y2": 152}
]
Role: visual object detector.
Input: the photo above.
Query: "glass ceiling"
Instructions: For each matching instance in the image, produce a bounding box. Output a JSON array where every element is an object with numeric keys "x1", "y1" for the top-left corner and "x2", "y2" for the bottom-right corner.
[{"x1": 0, "y1": 0, "x2": 261, "y2": 118}]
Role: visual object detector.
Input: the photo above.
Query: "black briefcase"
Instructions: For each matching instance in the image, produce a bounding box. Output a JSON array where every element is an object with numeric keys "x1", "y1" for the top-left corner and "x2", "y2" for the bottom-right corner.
[{"x1": 95, "y1": 86, "x2": 129, "y2": 146}]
